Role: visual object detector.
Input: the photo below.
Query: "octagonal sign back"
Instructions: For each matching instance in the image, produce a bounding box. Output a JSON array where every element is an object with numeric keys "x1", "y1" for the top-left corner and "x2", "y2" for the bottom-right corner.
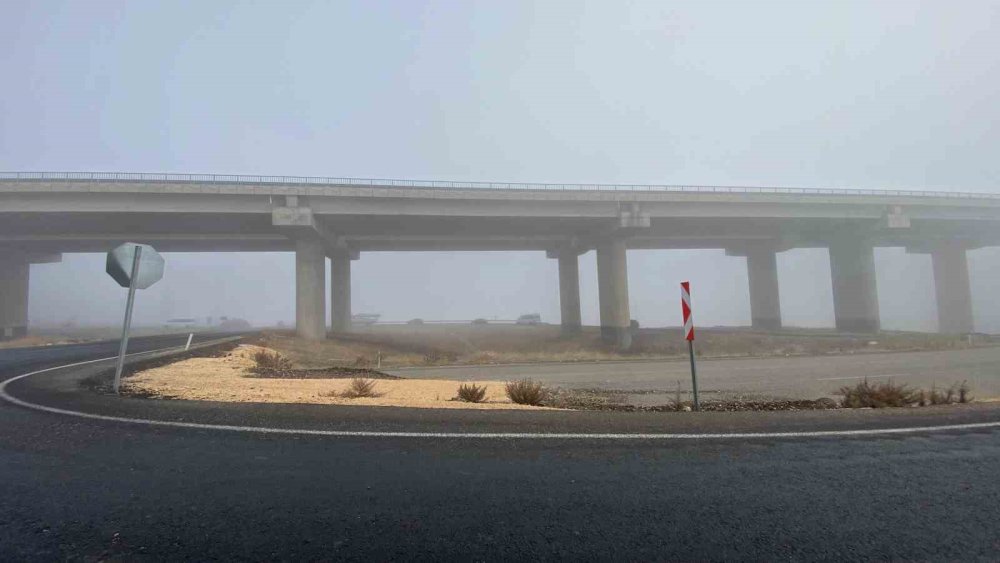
[{"x1": 106, "y1": 243, "x2": 164, "y2": 289}]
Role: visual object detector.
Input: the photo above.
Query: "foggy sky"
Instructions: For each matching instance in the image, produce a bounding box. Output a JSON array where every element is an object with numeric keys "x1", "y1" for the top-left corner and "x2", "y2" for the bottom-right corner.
[{"x1": 3, "y1": 1, "x2": 1000, "y2": 332}]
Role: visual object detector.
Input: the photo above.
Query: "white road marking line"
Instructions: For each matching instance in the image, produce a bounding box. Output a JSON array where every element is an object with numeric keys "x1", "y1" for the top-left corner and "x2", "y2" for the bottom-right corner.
[{"x1": 2, "y1": 353, "x2": 999, "y2": 440}]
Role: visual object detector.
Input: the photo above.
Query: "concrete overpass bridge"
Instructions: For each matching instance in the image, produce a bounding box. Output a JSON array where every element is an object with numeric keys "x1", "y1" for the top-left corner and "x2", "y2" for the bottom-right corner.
[{"x1": 2, "y1": 172, "x2": 1000, "y2": 347}]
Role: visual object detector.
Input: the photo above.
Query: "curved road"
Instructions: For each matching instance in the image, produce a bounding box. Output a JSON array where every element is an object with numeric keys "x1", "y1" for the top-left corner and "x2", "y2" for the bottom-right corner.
[{"x1": 1, "y1": 339, "x2": 999, "y2": 559}]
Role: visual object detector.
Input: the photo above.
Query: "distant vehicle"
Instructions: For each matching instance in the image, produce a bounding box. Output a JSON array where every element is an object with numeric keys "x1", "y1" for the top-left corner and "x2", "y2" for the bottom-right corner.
[
  {"x1": 352, "y1": 313, "x2": 380, "y2": 326},
  {"x1": 516, "y1": 313, "x2": 542, "y2": 325},
  {"x1": 407, "y1": 318, "x2": 425, "y2": 325},
  {"x1": 471, "y1": 318, "x2": 489, "y2": 325}
]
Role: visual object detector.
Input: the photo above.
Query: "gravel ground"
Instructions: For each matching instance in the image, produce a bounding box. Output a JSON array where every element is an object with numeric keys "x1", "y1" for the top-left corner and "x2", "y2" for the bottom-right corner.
[{"x1": 124, "y1": 345, "x2": 548, "y2": 410}]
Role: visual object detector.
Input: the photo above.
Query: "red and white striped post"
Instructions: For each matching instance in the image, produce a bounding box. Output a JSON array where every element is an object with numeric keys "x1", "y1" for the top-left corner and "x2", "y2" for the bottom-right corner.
[{"x1": 681, "y1": 282, "x2": 700, "y2": 411}]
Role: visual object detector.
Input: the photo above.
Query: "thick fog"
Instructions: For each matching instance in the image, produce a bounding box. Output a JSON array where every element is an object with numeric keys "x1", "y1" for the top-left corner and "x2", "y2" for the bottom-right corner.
[{"x1": 4, "y1": 1, "x2": 1000, "y2": 332}]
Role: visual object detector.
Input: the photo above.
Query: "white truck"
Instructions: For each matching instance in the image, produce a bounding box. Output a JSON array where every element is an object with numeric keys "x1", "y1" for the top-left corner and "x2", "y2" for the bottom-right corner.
[{"x1": 515, "y1": 313, "x2": 542, "y2": 325}]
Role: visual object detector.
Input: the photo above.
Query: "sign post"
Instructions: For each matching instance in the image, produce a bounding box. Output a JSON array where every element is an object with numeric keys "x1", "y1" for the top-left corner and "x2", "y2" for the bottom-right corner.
[
  {"x1": 681, "y1": 281, "x2": 700, "y2": 411},
  {"x1": 106, "y1": 242, "x2": 165, "y2": 394}
]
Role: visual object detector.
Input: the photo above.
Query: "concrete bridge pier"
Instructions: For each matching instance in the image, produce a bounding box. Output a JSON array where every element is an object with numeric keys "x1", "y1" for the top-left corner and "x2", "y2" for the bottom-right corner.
[
  {"x1": 294, "y1": 239, "x2": 327, "y2": 340},
  {"x1": 329, "y1": 248, "x2": 355, "y2": 333},
  {"x1": 0, "y1": 252, "x2": 61, "y2": 340},
  {"x1": 829, "y1": 237, "x2": 880, "y2": 333},
  {"x1": 596, "y1": 239, "x2": 631, "y2": 350},
  {"x1": 728, "y1": 246, "x2": 783, "y2": 330},
  {"x1": 0, "y1": 257, "x2": 29, "y2": 340},
  {"x1": 928, "y1": 244, "x2": 974, "y2": 333},
  {"x1": 547, "y1": 248, "x2": 582, "y2": 335}
]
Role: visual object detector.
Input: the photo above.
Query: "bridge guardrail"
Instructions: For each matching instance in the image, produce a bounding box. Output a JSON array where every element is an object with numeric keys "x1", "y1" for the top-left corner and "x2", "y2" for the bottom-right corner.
[{"x1": 1, "y1": 171, "x2": 998, "y2": 199}]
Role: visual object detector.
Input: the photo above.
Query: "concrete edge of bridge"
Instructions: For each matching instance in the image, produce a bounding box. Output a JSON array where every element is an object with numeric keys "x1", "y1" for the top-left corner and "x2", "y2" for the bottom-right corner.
[{"x1": 3, "y1": 341, "x2": 1000, "y2": 440}]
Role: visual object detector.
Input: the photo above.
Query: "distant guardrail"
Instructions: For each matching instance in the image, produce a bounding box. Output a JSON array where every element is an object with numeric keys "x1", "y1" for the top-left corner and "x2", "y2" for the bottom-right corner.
[{"x1": 2, "y1": 171, "x2": 999, "y2": 200}]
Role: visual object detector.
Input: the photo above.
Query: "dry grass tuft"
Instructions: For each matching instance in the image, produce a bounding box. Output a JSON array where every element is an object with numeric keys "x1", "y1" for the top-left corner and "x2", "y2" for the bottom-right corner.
[
  {"x1": 505, "y1": 378, "x2": 549, "y2": 406},
  {"x1": 338, "y1": 377, "x2": 383, "y2": 399},
  {"x1": 838, "y1": 379, "x2": 974, "y2": 409},
  {"x1": 250, "y1": 349, "x2": 293, "y2": 372},
  {"x1": 455, "y1": 383, "x2": 488, "y2": 403},
  {"x1": 959, "y1": 380, "x2": 972, "y2": 403},
  {"x1": 837, "y1": 379, "x2": 918, "y2": 408},
  {"x1": 927, "y1": 381, "x2": 973, "y2": 405}
]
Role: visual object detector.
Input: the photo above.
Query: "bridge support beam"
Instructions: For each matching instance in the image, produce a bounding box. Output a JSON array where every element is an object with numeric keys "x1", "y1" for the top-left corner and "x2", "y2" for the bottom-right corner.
[
  {"x1": 746, "y1": 247, "x2": 783, "y2": 330},
  {"x1": 0, "y1": 258, "x2": 29, "y2": 340},
  {"x1": 0, "y1": 252, "x2": 61, "y2": 340},
  {"x1": 596, "y1": 239, "x2": 631, "y2": 350},
  {"x1": 931, "y1": 245, "x2": 974, "y2": 334},
  {"x1": 728, "y1": 246, "x2": 783, "y2": 330},
  {"x1": 829, "y1": 237, "x2": 880, "y2": 333},
  {"x1": 928, "y1": 244, "x2": 974, "y2": 334},
  {"x1": 330, "y1": 249, "x2": 353, "y2": 333},
  {"x1": 547, "y1": 249, "x2": 582, "y2": 335},
  {"x1": 295, "y1": 238, "x2": 326, "y2": 340}
]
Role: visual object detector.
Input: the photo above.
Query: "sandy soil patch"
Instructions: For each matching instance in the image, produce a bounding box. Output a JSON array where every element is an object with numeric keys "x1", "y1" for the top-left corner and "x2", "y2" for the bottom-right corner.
[{"x1": 124, "y1": 345, "x2": 550, "y2": 410}]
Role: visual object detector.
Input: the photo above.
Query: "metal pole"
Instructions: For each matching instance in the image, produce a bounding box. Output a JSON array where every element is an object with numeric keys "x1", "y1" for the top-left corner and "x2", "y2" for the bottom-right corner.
[
  {"x1": 688, "y1": 339, "x2": 700, "y2": 411},
  {"x1": 113, "y1": 246, "x2": 142, "y2": 394},
  {"x1": 185, "y1": 333, "x2": 194, "y2": 351}
]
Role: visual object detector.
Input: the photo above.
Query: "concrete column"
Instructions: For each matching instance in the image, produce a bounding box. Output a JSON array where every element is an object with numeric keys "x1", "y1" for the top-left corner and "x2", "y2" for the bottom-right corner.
[
  {"x1": 556, "y1": 250, "x2": 582, "y2": 334},
  {"x1": 330, "y1": 249, "x2": 352, "y2": 333},
  {"x1": 596, "y1": 239, "x2": 631, "y2": 350},
  {"x1": 746, "y1": 248, "x2": 782, "y2": 330},
  {"x1": 828, "y1": 238, "x2": 880, "y2": 333},
  {"x1": 295, "y1": 238, "x2": 326, "y2": 340},
  {"x1": 0, "y1": 257, "x2": 29, "y2": 340},
  {"x1": 930, "y1": 244, "x2": 974, "y2": 334}
]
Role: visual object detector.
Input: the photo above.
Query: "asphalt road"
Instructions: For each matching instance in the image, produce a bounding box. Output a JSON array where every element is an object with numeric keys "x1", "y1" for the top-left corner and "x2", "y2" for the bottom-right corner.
[
  {"x1": 392, "y1": 346, "x2": 1000, "y2": 402},
  {"x1": 0, "y1": 332, "x2": 230, "y2": 375},
  {"x1": 1, "y1": 339, "x2": 999, "y2": 560}
]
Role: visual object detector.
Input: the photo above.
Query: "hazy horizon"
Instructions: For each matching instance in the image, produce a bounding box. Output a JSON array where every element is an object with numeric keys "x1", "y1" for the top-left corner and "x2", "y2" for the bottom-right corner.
[{"x1": 5, "y1": 1, "x2": 1000, "y2": 333}]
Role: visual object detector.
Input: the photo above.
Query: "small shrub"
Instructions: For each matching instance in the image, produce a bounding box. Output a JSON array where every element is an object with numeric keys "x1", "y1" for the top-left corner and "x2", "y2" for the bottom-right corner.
[
  {"x1": 340, "y1": 377, "x2": 383, "y2": 399},
  {"x1": 959, "y1": 380, "x2": 972, "y2": 403},
  {"x1": 505, "y1": 378, "x2": 548, "y2": 406},
  {"x1": 928, "y1": 383, "x2": 953, "y2": 405},
  {"x1": 251, "y1": 349, "x2": 293, "y2": 372},
  {"x1": 456, "y1": 383, "x2": 488, "y2": 403},
  {"x1": 837, "y1": 379, "x2": 919, "y2": 408},
  {"x1": 929, "y1": 382, "x2": 973, "y2": 405}
]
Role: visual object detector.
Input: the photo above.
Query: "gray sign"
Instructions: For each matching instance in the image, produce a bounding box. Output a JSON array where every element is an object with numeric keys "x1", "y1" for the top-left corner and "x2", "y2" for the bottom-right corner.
[
  {"x1": 105, "y1": 242, "x2": 165, "y2": 394},
  {"x1": 106, "y1": 243, "x2": 164, "y2": 290}
]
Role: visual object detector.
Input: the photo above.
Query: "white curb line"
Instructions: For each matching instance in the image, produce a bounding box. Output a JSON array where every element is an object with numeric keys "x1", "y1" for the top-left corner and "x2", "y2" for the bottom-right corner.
[{"x1": 2, "y1": 350, "x2": 1000, "y2": 440}]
